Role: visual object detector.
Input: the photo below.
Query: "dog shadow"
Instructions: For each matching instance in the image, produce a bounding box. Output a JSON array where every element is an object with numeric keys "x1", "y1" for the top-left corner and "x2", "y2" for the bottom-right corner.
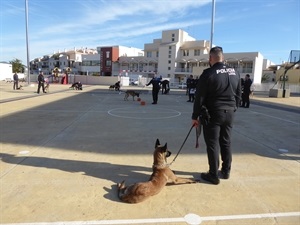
[
  {"x1": 0, "y1": 153, "x2": 196, "y2": 202},
  {"x1": 103, "y1": 184, "x2": 120, "y2": 202}
]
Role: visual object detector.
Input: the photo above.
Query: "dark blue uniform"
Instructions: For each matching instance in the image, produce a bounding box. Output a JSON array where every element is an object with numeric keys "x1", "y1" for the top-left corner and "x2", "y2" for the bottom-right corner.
[
  {"x1": 147, "y1": 77, "x2": 161, "y2": 104},
  {"x1": 37, "y1": 73, "x2": 46, "y2": 94},
  {"x1": 192, "y1": 62, "x2": 241, "y2": 178}
]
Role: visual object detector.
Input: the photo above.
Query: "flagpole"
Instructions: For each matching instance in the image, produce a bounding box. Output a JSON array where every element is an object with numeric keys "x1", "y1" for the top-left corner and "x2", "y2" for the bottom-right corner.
[
  {"x1": 210, "y1": 0, "x2": 215, "y2": 49},
  {"x1": 25, "y1": 0, "x2": 30, "y2": 84}
]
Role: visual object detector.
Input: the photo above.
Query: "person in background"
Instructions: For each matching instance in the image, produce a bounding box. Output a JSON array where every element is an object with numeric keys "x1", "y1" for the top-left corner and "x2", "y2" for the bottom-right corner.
[
  {"x1": 161, "y1": 79, "x2": 170, "y2": 94},
  {"x1": 241, "y1": 74, "x2": 252, "y2": 108},
  {"x1": 187, "y1": 75, "x2": 197, "y2": 102},
  {"x1": 13, "y1": 73, "x2": 18, "y2": 90},
  {"x1": 240, "y1": 78, "x2": 245, "y2": 106},
  {"x1": 37, "y1": 71, "x2": 46, "y2": 94},
  {"x1": 114, "y1": 81, "x2": 120, "y2": 91},
  {"x1": 186, "y1": 75, "x2": 193, "y2": 96},
  {"x1": 146, "y1": 75, "x2": 161, "y2": 104},
  {"x1": 192, "y1": 46, "x2": 241, "y2": 185}
]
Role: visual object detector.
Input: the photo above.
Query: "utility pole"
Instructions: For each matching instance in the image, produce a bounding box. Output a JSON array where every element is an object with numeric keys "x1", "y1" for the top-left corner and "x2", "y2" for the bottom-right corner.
[
  {"x1": 25, "y1": 0, "x2": 30, "y2": 84},
  {"x1": 210, "y1": 0, "x2": 216, "y2": 49}
]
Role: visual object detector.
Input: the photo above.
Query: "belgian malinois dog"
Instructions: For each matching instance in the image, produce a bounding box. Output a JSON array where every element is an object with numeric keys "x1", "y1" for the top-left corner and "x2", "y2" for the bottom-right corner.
[
  {"x1": 109, "y1": 84, "x2": 115, "y2": 90},
  {"x1": 124, "y1": 90, "x2": 140, "y2": 101},
  {"x1": 118, "y1": 139, "x2": 197, "y2": 203},
  {"x1": 16, "y1": 85, "x2": 23, "y2": 90}
]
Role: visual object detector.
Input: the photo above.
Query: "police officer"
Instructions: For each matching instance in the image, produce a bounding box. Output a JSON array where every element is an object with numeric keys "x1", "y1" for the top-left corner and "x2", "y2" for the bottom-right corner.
[
  {"x1": 37, "y1": 71, "x2": 46, "y2": 94},
  {"x1": 146, "y1": 75, "x2": 161, "y2": 104},
  {"x1": 13, "y1": 73, "x2": 18, "y2": 90},
  {"x1": 192, "y1": 46, "x2": 241, "y2": 185},
  {"x1": 187, "y1": 75, "x2": 197, "y2": 102},
  {"x1": 241, "y1": 74, "x2": 252, "y2": 108}
]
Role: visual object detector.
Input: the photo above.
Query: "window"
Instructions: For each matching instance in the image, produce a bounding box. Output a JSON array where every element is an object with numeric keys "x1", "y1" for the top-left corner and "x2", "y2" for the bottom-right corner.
[
  {"x1": 228, "y1": 62, "x2": 238, "y2": 68},
  {"x1": 194, "y1": 49, "x2": 200, "y2": 56},
  {"x1": 168, "y1": 60, "x2": 171, "y2": 64},
  {"x1": 106, "y1": 51, "x2": 110, "y2": 58},
  {"x1": 82, "y1": 61, "x2": 91, "y2": 66},
  {"x1": 169, "y1": 46, "x2": 172, "y2": 50},
  {"x1": 168, "y1": 55, "x2": 171, "y2": 58},
  {"x1": 147, "y1": 52, "x2": 152, "y2": 58},
  {"x1": 156, "y1": 51, "x2": 159, "y2": 57},
  {"x1": 183, "y1": 50, "x2": 189, "y2": 56},
  {"x1": 92, "y1": 60, "x2": 100, "y2": 66},
  {"x1": 242, "y1": 62, "x2": 253, "y2": 73},
  {"x1": 168, "y1": 67, "x2": 171, "y2": 70},
  {"x1": 106, "y1": 60, "x2": 111, "y2": 67},
  {"x1": 82, "y1": 60, "x2": 100, "y2": 66},
  {"x1": 172, "y1": 33, "x2": 175, "y2": 41}
]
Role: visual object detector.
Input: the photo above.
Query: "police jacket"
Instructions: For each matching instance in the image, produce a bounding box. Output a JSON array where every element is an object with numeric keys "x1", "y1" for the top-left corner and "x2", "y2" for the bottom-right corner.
[
  {"x1": 192, "y1": 62, "x2": 241, "y2": 120},
  {"x1": 38, "y1": 74, "x2": 45, "y2": 83},
  {"x1": 13, "y1": 73, "x2": 18, "y2": 81},
  {"x1": 243, "y1": 79, "x2": 252, "y2": 94},
  {"x1": 147, "y1": 78, "x2": 161, "y2": 89}
]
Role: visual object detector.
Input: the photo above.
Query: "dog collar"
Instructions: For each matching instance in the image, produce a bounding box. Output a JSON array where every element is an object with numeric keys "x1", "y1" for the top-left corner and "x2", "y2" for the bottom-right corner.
[{"x1": 152, "y1": 163, "x2": 169, "y2": 168}]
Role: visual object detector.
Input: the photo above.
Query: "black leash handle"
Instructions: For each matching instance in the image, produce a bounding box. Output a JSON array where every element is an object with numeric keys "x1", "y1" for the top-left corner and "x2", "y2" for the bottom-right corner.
[
  {"x1": 170, "y1": 125, "x2": 194, "y2": 165},
  {"x1": 195, "y1": 124, "x2": 201, "y2": 148}
]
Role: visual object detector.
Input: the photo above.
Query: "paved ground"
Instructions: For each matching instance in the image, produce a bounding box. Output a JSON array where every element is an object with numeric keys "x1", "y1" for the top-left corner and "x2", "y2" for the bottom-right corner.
[{"x1": 0, "y1": 81, "x2": 299, "y2": 225}]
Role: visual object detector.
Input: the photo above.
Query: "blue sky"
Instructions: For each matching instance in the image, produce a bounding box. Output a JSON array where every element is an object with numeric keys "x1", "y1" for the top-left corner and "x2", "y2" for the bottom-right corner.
[{"x1": 0, "y1": 0, "x2": 299, "y2": 65}]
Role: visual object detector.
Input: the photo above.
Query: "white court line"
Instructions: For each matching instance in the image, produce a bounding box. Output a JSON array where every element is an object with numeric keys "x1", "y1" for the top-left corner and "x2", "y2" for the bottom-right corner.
[
  {"x1": 2, "y1": 212, "x2": 299, "y2": 225},
  {"x1": 250, "y1": 110, "x2": 299, "y2": 125},
  {"x1": 108, "y1": 107, "x2": 181, "y2": 119}
]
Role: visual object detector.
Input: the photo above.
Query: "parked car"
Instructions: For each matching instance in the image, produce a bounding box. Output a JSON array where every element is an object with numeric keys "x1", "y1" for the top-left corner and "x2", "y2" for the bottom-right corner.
[{"x1": 130, "y1": 78, "x2": 138, "y2": 86}]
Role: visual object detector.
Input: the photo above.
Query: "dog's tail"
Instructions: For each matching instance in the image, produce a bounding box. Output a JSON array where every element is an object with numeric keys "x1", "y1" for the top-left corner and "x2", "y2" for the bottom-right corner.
[{"x1": 117, "y1": 180, "x2": 126, "y2": 199}]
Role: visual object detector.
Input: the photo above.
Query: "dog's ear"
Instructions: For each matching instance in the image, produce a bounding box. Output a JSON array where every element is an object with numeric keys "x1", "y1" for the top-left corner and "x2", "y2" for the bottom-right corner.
[
  {"x1": 155, "y1": 139, "x2": 160, "y2": 148},
  {"x1": 162, "y1": 143, "x2": 167, "y2": 151}
]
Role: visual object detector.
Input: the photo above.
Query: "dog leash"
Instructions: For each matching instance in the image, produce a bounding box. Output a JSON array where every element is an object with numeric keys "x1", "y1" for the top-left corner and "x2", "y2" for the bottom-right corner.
[
  {"x1": 169, "y1": 125, "x2": 194, "y2": 165},
  {"x1": 195, "y1": 124, "x2": 201, "y2": 148}
]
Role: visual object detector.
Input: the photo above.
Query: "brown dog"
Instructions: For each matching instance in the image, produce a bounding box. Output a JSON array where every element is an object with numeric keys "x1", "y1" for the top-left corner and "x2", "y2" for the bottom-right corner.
[
  {"x1": 118, "y1": 139, "x2": 197, "y2": 203},
  {"x1": 124, "y1": 90, "x2": 140, "y2": 101},
  {"x1": 44, "y1": 83, "x2": 49, "y2": 92},
  {"x1": 16, "y1": 85, "x2": 23, "y2": 90},
  {"x1": 109, "y1": 85, "x2": 115, "y2": 90}
]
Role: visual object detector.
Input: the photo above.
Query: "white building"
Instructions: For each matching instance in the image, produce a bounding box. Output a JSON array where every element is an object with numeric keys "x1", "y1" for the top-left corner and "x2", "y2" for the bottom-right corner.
[
  {"x1": 30, "y1": 29, "x2": 273, "y2": 85},
  {"x1": 0, "y1": 62, "x2": 13, "y2": 81},
  {"x1": 117, "y1": 29, "x2": 271, "y2": 84}
]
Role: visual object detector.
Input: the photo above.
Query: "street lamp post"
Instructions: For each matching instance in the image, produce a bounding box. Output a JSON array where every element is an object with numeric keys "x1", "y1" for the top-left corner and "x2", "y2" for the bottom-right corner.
[
  {"x1": 25, "y1": 0, "x2": 30, "y2": 84},
  {"x1": 210, "y1": 0, "x2": 216, "y2": 49}
]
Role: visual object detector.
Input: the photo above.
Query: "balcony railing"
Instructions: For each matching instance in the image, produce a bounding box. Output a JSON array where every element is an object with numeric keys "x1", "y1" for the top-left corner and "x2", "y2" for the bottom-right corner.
[{"x1": 175, "y1": 68, "x2": 193, "y2": 73}]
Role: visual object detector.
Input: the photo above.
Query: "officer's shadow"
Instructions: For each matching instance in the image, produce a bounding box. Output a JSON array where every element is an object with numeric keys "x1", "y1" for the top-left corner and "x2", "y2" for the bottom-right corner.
[{"x1": 0, "y1": 153, "x2": 196, "y2": 202}]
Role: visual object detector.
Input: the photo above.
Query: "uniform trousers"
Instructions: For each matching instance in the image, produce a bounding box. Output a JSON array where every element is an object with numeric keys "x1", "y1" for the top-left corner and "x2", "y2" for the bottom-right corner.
[
  {"x1": 202, "y1": 109, "x2": 235, "y2": 176},
  {"x1": 152, "y1": 87, "x2": 160, "y2": 103},
  {"x1": 37, "y1": 82, "x2": 45, "y2": 93},
  {"x1": 13, "y1": 80, "x2": 18, "y2": 90}
]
